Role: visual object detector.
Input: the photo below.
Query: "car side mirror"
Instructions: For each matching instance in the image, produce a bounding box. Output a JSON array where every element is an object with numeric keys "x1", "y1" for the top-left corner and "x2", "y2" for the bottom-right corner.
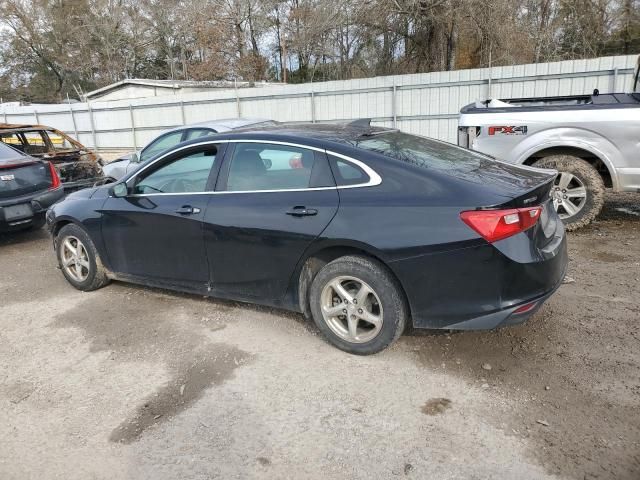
[
  {"x1": 111, "y1": 182, "x2": 128, "y2": 198},
  {"x1": 131, "y1": 152, "x2": 140, "y2": 163}
]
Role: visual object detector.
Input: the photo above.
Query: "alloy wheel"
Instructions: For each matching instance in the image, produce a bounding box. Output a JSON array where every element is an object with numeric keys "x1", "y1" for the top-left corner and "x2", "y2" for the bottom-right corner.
[
  {"x1": 60, "y1": 236, "x2": 90, "y2": 282},
  {"x1": 551, "y1": 172, "x2": 587, "y2": 219},
  {"x1": 320, "y1": 276, "x2": 383, "y2": 344}
]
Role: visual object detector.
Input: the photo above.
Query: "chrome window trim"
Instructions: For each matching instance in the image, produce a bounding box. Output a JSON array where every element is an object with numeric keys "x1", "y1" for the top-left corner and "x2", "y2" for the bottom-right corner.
[{"x1": 125, "y1": 139, "x2": 382, "y2": 197}]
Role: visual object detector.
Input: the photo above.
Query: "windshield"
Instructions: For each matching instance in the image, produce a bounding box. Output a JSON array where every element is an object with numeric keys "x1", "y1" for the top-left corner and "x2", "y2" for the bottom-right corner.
[{"x1": 0, "y1": 141, "x2": 24, "y2": 160}]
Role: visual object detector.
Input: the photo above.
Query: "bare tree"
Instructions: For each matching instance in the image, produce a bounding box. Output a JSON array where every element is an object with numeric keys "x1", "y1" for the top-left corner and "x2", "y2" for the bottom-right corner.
[{"x1": 0, "y1": 0, "x2": 638, "y2": 101}]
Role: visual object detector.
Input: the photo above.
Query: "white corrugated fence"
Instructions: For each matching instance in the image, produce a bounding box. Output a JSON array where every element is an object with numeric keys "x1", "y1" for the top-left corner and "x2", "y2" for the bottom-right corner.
[{"x1": 1, "y1": 55, "x2": 637, "y2": 151}]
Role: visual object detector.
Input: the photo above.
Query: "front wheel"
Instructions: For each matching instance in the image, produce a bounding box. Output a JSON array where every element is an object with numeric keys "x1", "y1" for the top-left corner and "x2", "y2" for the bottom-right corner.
[
  {"x1": 56, "y1": 223, "x2": 110, "y2": 291},
  {"x1": 533, "y1": 155, "x2": 605, "y2": 231},
  {"x1": 309, "y1": 255, "x2": 408, "y2": 355}
]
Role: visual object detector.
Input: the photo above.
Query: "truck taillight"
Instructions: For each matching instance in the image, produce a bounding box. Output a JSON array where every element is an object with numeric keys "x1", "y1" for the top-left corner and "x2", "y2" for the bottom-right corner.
[
  {"x1": 48, "y1": 161, "x2": 61, "y2": 189},
  {"x1": 460, "y1": 207, "x2": 542, "y2": 243}
]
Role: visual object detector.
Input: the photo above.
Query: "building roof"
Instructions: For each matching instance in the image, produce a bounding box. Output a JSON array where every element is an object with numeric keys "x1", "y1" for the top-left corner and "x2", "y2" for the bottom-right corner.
[{"x1": 84, "y1": 78, "x2": 279, "y2": 101}]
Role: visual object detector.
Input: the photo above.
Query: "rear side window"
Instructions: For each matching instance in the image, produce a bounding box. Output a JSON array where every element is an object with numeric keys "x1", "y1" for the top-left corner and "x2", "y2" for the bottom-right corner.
[
  {"x1": 21, "y1": 131, "x2": 49, "y2": 155},
  {"x1": 0, "y1": 162, "x2": 52, "y2": 198},
  {"x1": 46, "y1": 131, "x2": 76, "y2": 151},
  {"x1": 348, "y1": 132, "x2": 491, "y2": 173},
  {"x1": 226, "y1": 143, "x2": 319, "y2": 191},
  {"x1": 328, "y1": 155, "x2": 368, "y2": 186}
]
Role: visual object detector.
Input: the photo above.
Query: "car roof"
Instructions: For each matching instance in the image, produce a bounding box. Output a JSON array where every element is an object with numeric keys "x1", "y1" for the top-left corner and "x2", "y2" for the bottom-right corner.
[
  {"x1": 162, "y1": 118, "x2": 273, "y2": 135},
  {"x1": 0, "y1": 123, "x2": 55, "y2": 133},
  {"x1": 210, "y1": 121, "x2": 396, "y2": 144}
]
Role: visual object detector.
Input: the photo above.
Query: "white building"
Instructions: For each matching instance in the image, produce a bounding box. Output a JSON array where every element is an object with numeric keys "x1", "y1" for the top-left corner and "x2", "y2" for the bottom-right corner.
[{"x1": 83, "y1": 79, "x2": 281, "y2": 102}]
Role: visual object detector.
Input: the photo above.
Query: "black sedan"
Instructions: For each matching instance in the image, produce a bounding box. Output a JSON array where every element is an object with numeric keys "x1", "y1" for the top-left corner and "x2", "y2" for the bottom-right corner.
[
  {"x1": 46, "y1": 122, "x2": 568, "y2": 354},
  {"x1": 0, "y1": 142, "x2": 64, "y2": 232}
]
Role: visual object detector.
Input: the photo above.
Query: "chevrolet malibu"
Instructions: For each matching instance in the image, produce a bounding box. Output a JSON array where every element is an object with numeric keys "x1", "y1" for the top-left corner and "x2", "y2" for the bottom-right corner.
[{"x1": 46, "y1": 122, "x2": 568, "y2": 354}]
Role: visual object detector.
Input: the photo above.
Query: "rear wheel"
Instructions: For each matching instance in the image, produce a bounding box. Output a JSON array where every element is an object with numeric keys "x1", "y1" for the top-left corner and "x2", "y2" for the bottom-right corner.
[
  {"x1": 533, "y1": 155, "x2": 605, "y2": 231},
  {"x1": 56, "y1": 223, "x2": 110, "y2": 291},
  {"x1": 309, "y1": 255, "x2": 407, "y2": 355}
]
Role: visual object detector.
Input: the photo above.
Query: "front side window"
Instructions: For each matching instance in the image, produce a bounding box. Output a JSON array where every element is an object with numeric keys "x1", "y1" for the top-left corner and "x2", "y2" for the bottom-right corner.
[
  {"x1": 134, "y1": 147, "x2": 217, "y2": 194},
  {"x1": 226, "y1": 143, "x2": 317, "y2": 191},
  {"x1": 140, "y1": 131, "x2": 185, "y2": 163}
]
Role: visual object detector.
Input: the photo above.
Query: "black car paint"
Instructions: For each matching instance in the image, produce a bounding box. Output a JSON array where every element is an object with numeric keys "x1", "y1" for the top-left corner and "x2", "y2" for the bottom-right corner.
[
  {"x1": 0, "y1": 155, "x2": 64, "y2": 232},
  {"x1": 47, "y1": 125, "x2": 567, "y2": 330}
]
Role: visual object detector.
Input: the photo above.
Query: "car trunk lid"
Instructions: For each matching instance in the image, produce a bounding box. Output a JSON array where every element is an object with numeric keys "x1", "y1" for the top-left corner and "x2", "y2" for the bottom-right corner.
[{"x1": 0, "y1": 158, "x2": 53, "y2": 199}]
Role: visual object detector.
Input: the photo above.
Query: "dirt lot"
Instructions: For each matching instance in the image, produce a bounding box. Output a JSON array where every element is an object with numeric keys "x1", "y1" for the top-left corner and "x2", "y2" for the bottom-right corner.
[{"x1": 1, "y1": 193, "x2": 638, "y2": 480}]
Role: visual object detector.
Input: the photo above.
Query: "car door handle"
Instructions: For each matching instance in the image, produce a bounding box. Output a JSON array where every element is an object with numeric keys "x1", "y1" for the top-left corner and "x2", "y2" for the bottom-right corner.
[
  {"x1": 286, "y1": 206, "x2": 318, "y2": 217},
  {"x1": 175, "y1": 205, "x2": 201, "y2": 215}
]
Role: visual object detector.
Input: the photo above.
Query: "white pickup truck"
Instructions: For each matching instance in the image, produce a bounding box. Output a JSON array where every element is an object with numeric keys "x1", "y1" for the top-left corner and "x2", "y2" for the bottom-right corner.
[{"x1": 458, "y1": 58, "x2": 640, "y2": 230}]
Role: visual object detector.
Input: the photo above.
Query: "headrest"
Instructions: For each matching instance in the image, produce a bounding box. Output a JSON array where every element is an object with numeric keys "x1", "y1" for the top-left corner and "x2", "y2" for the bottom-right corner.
[{"x1": 233, "y1": 150, "x2": 266, "y2": 175}]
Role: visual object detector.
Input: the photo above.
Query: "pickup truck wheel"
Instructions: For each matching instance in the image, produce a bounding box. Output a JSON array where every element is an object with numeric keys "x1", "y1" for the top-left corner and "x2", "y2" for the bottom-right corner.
[{"x1": 533, "y1": 155, "x2": 605, "y2": 231}]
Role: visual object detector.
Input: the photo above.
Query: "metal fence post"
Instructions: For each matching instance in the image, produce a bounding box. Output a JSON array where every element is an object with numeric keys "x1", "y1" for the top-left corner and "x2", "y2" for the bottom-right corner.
[
  {"x1": 180, "y1": 101, "x2": 186, "y2": 125},
  {"x1": 34, "y1": 109, "x2": 40, "y2": 125},
  {"x1": 310, "y1": 90, "x2": 316, "y2": 123},
  {"x1": 129, "y1": 104, "x2": 137, "y2": 150},
  {"x1": 87, "y1": 102, "x2": 98, "y2": 149},
  {"x1": 68, "y1": 103, "x2": 79, "y2": 139},
  {"x1": 612, "y1": 67, "x2": 618, "y2": 92},
  {"x1": 392, "y1": 83, "x2": 397, "y2": 128},
  {"x1": 235, "y1": 79, "x2": 241, "y2": 118}
]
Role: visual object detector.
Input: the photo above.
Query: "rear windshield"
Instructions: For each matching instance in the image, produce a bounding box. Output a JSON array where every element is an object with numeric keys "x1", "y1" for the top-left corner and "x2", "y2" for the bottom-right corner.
[
  {"x1": 0, "y1": 141, "x2": 24, "y2": 160},
  {"x1": 347, "y1": 131, "x2": 492, "y2": 173},
  {"x1": 0, "y1": 161, "x2": 52, "y2": 198}
]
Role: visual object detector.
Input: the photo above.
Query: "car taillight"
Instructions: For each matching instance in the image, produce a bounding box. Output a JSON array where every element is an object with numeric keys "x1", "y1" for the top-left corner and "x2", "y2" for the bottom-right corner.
[
  {"x1": 460, "y1": 206, "x2": 542, "y2": 243},
  {"x1": 48, "y1": 161, "x2": 61, "y2": 189}
]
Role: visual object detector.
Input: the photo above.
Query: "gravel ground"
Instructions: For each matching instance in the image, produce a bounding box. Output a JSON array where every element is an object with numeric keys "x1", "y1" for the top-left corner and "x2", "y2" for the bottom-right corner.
[{"x1": 0, "y1": 193, "x2": 638, "y2": 480}]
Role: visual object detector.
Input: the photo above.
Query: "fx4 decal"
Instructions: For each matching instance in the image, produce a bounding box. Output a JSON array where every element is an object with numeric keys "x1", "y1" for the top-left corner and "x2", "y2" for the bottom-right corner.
[{"x1": 488, "y1": 126, "x2": 528, "y2": 136}]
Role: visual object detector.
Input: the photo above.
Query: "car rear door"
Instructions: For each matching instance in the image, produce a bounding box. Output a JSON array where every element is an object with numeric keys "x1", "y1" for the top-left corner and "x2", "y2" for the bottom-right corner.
[
  {"x1": 203, "y1": 141, "x2": 338, "y2": 303},
  {"x1": 100, "y1": 142, "x2": 225, "y2": 291}
]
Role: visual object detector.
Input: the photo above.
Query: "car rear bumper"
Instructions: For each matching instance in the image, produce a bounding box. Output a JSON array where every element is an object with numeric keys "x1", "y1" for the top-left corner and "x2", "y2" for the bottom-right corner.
[
  {"x1": 0, "y1": 186, "x2": 65, "y2": 231},
  {"x1": 389, "y1": 230, "x2": 568, "y2": 330},
  {"x1": 442, "y1": 267, "x2": 565, "y2": 330}
]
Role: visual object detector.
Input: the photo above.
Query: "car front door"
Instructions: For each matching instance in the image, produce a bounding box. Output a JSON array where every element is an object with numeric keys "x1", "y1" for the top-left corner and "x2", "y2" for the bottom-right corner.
[
  {"x1": 101, "y1": 143, "x2": 224, "y2": 291},
  {"x1": 203, "y1": 141, "x2": 339, "y2": 304}
]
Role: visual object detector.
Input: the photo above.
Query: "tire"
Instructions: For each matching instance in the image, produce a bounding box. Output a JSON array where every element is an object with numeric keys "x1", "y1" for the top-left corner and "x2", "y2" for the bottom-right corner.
[
  {"x1": 309, "y1": 255, "x2": 408, "y2": 355},
  {"x1": 56, "y1": 223, "x2": 110, "y2": 291},
  {"x1": 533, "y1": 155, "x2": 605, "y2": 231}
]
